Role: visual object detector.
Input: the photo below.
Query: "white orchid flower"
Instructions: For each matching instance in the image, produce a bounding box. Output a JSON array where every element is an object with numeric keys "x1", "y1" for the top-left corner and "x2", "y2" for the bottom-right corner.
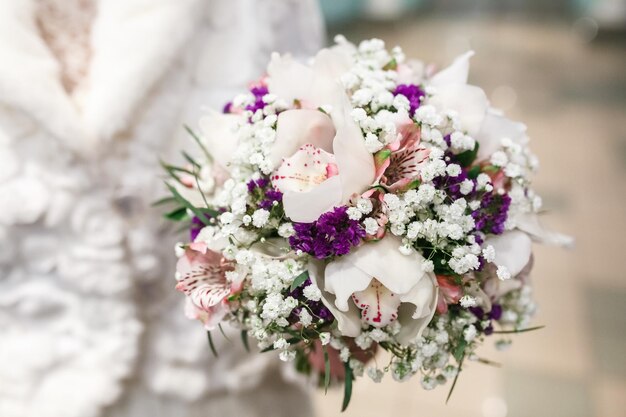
[
  {"x1": 271, "y1": 105, "x2": 376, "y2": 222},
  {"x1": 268, "y1": 49, "x2": 376, "y2": 223},
  {"x1": 428, "y1": 51, "x2": 528, "y2": 156},
  {"x1": 309, "y1": 237, "x2": 438, "y2": 344},
  {"x1": 267, "y1": 48, "x2": 354, "y2": 111}
]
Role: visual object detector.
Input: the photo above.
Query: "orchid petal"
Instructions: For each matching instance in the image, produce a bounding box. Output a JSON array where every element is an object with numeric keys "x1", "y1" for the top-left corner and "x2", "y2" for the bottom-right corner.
[
  {"x1": 308, "y1": 49, "x2": 354, "y2": 108},
  {"x1": 282, "y1": 175, "x2": 342, "y2": 223},
  {"x1": 430, "y1": 51, "x2": 475, "y2": 86},
  {"x1": 485, "y1": 230, "x2": 533, "y2": 277},
  {"x1": 272, "y1": 145, "x2": 336, "y2": 194},
  {"x1": 333, "y1": 108, "x2": 376, "y2": 202},
  {"x1": 476, "y1": 111, "x2": 527, "y2": 161},
  {"x1": 429, "y1": 84, "x2": 488, "y2": 137},
  {"x1": 308, "y1": 261, "x2": 362, "y2": 337},
  {"x1": 344, "y1": 237, "x2": 427, "y2": 295},
  {"x1": 266, "y1": 53, "x2": 314, "y2": 104},
  {"x1": 324, "y1": 256, "x2": 374, "y2": 312},
  {"x1": 399, "y1": 273, "x2": 438, "y2": 319},
  {"x1": 270, "y1": 110, "x2": 335, "y2": 169},
  {"x1": 352, "y1": 279, "x2": 402, "y2": 327},
  {"x1": 515, "y1": 213, "x2": 574, "y2": 248},
  {"x1": 483, "y1": 274, "x2": 523, "y2": 300},
  {"x1": 198, "y1": 110, "x2": 242, "y2": 167},
  {"x1": 396, "y1": 275, "x2": 438, "y2": 344}
]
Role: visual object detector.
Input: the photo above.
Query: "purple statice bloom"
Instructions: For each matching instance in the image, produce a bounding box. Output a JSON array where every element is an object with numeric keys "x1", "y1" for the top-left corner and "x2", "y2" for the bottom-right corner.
[
  {"x1": 247, "y1": 177, "x2": 269, "y2": 192},
  {"x1": 472, "y1": 192, "x2": 511, "y2": 235},
  {"x1": 469, "y1": 303, "x2": 503, "y2": 335},
  {"x1": 248, "y1": 177, "x2": 282, "y2": 210},
  {"x1": 223, "y1": 101, "x2": 233, "y2": 114},
  {"x1": 245, "y1": 85, "x2": 269, "y2": 114},
  {"x1": 189, "y1": 216, "x2": 205, "y2": 241},
  {"x1": 289, "y1": 278, "x2": 334, "y2": 325},
  {"x1": 394, "y1": 84, "x2": 425, "y2": 115},
  {"x1": 259, "y1": 189, "x2": 283, "y2": 210},
  {"x1": 289, "y1": 206, "x2": 366, "y2": 259}
]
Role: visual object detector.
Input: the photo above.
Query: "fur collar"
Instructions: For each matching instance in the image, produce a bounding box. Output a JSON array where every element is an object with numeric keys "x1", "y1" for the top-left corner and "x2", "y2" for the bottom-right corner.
[{"x1": 0, "y1": 0, "x2": 202, "y2": 156}]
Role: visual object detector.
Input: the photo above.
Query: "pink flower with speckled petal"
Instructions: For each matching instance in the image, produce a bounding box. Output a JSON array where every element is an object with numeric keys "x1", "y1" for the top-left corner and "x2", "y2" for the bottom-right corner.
[
  {"x1": 375, "y1": 118, "x2": 430, "y2": 191},
  {"x1": 175, "y1": 245, "x2": 241, "y2": 330}
]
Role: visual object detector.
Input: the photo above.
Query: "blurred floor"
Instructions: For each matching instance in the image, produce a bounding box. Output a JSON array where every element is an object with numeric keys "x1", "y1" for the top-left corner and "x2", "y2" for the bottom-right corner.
[{"x1": 313, "y1": 14, "x2": 626, "y2": 417}]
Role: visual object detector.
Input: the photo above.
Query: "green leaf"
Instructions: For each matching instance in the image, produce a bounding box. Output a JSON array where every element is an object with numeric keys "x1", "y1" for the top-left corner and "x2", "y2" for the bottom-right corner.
[
  {"x1": 290, "y1": 270, "x2": 310, "y2": 292},
  {"x1": 184, "y1": 125, "x2": 213, "y2": 163},
  {"x1": 218, "y1": 324, "x2": 231, "y2": 342},
  {"x1": 374, "y1": 148, "x2": 392, "y2": 167},
  {"x1": 164, "y1": 206, "x2": 188, "y2": 221},
  {"x1": 446, "y1": 351, "x2": 465, "y2": 404},
  {"x1": 455, "y1": 142, "x2": 480, "y2": 167},
  {"x1": 165, "y1": 182, "x2": 214, "y2": 226},
  {"x1": 260, "y1": 337, "x2": 302, "y2": 353},
  {"x1": 241, "y1": 330, "x2": 250, "y2": 352},
  {"x1": 323, "y1": 346, "x2": 331, "y2": 394},
  {"x1": 207, "y1": 331, "x2": 218, "y2": 357},
  {"x1": 467, "y1": 165, "x2": 481, "y2": 180},
  {"x1": 341, "y1": 362, "x2": 353, "y2": 412},
  {"x1": 453, "y1": 339, "x2": 467, "y2": 363},
  {"x1": 152, "y1": 196, "x2": 176, "y2": 207},
  {"x1": 383, "y1": 58, "x2": 397, "y2": 70},
  {"x1": 402, "y1": 178, "x2": 421, "y2": 191},
  {"x1": 182, "y1": 151, "x2": 201, "y2": 169},
  {"x1": 492, "y1": 325, "x2": 545, "y2": 334}
]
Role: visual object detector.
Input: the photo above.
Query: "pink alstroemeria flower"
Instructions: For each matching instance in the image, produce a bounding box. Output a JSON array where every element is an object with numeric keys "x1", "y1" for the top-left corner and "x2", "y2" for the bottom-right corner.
[
  {"x1": 374, "y1": 118, "x2": 429, "y2": 191},
  {"x1": 175, "y1": 243, "x2": 242, "y2": 330},
  {"x1": 435, "y1": 275, "x2": 463, "y2": 314}
]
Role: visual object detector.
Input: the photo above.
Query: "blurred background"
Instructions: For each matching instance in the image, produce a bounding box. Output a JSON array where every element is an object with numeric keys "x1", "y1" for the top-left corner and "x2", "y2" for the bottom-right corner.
[
  {"x1": 313, "y1": 1, "x2": 626, "y2": 416},
  {"x1": 1, "y1": 1, "x2": 624, "y2": 417}
]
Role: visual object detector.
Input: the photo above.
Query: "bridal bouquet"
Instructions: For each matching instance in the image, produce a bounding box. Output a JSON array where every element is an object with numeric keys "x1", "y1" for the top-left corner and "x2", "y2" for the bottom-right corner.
[{"x1": 160, "y1": 37, "x2": 569, "y2": 409}]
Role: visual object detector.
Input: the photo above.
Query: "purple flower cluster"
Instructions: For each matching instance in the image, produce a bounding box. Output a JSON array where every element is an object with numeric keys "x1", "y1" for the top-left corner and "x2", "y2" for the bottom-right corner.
[
  {"x1": 472, "y1": 192, "x2": 511, "y2": 235},
  {"x1": 222, "y1": 84, "x2": 268, "y2": 116},
  {"x1": 289, "y1": 278, "x2": 334, "y2": 324},
  {"x1": 189, "y1": 216, "x2": 204, "y2": 241},
  {"x1": 245, "y1": 85, "x2": 269, "y2": 114},
  {"x1": 394, "y1": 84, "x2": 425, "y2": 115},
  {"x1": 289, "y1": 206, "x2": 366, "y2": 259},
  {"x1": 469, "y1": 304, "x2": 503, "y2": 335},
  {"x1": 247, "y1": 177, "x2": 282, "y2": 210}
]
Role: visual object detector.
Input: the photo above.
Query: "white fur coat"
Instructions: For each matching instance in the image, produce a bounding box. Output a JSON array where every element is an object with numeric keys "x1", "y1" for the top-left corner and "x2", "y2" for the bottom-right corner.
[{"x1": 0, "y1": 1, "x2": 323, "y2": 417}]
